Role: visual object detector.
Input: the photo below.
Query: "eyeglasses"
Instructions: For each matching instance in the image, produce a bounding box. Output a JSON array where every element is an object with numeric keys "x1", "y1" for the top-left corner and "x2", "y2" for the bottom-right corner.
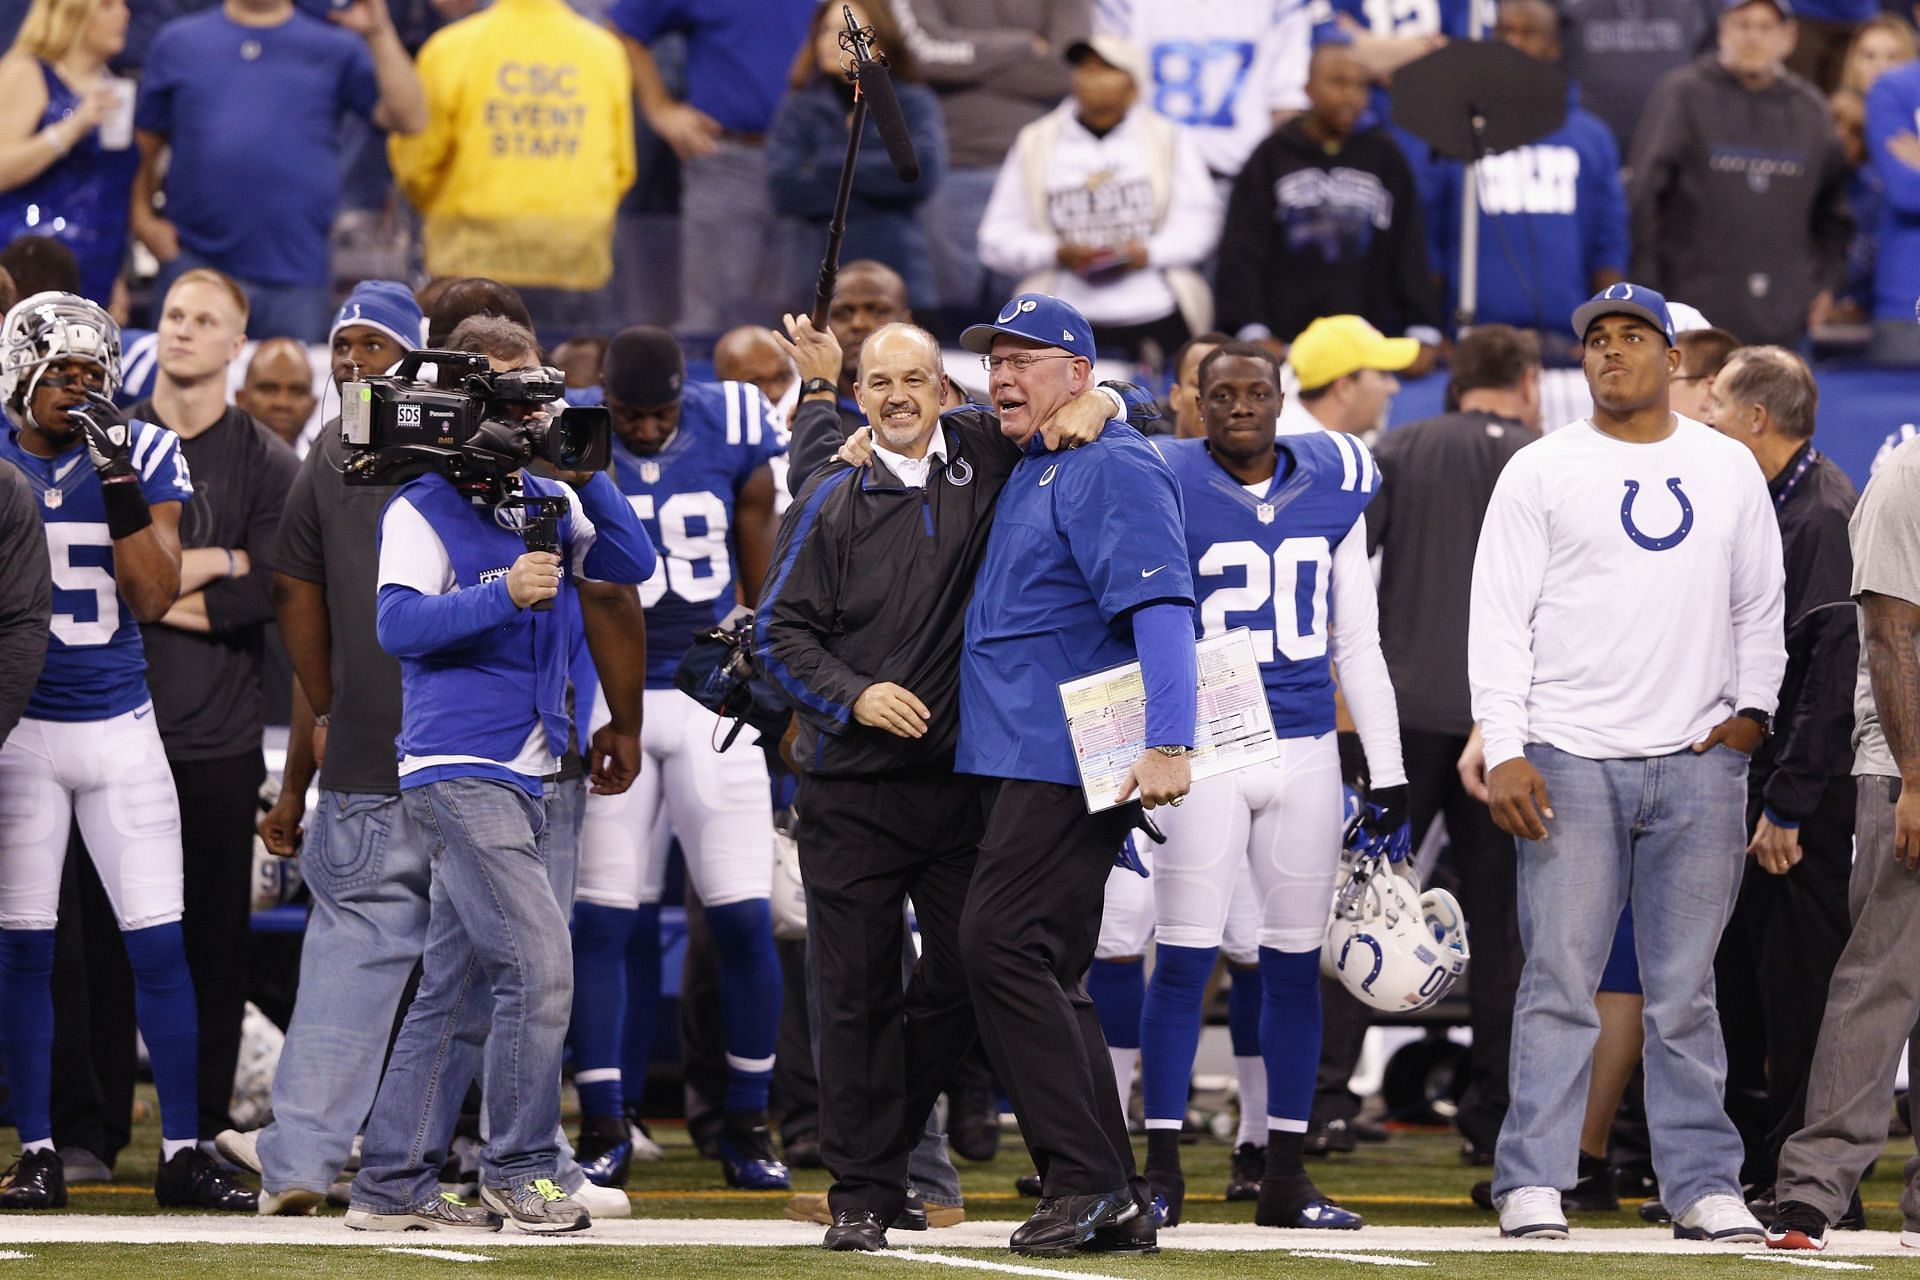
[{"x1": 981, "y1": 353, "x2": 1077, "y2": 374}]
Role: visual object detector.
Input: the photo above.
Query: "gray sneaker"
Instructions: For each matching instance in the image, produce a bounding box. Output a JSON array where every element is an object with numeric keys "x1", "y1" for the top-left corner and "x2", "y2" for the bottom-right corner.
[
  {"x1": 345, "y1": 1192, "x2": 504, "y2": 1232},
  {"x1": 480, "y1": 1178, "x2": 590, "y2": 1233}
]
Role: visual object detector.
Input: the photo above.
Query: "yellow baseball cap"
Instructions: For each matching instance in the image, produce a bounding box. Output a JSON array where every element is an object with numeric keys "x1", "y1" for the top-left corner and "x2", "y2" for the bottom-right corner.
[{"x1": 1289, "y1": 315, "x2": 1420, "y2": 392}]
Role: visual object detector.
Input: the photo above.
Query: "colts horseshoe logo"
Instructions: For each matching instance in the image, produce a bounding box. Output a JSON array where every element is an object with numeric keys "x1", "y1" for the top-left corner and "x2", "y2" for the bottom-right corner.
[{"x1": 1620, "y1": 477, "x2": 1693, "y2": 551}]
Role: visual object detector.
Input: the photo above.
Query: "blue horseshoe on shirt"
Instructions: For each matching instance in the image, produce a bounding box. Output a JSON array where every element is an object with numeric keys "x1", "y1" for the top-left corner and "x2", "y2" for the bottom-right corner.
[{"x1": 1620, "y1": 477, "x2": 1693, "y2": 551}]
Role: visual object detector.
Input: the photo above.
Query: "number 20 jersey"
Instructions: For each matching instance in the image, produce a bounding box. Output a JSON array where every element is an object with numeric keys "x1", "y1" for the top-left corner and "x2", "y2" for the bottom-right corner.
[
  {"x1": 0, "y1": 421, "x2": 195, "y2": 721},
  {"x1": 608, "y1": 379, "x2": 784, "y2": 687},
  {"x1": 1158, "y1": 432, "x2": 1377, "y2": 739}
]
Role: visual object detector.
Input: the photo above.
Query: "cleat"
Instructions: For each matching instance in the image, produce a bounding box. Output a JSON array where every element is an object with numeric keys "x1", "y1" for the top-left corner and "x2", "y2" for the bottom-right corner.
[
  {"x1": 1673, "y1": 1192, "x2": 1764, "y2": 1243},
  {"x1": 0, "y1": 1150, "x2": 66, "y2": 1209},
  {"x1": 1145, "y1": 1164, "x2": 1185, "y2": 1227},
  {"x1": 1256, "y1": 1173, "x2": 1362, "y2": 1229},
  {"x1": 345, "y1": 1192, "x2": 503, "y2": 1232},
  {"x1": 1498, "y1": 1186, "x2": 1569, "y2": 1239},
  {"x1": 573, "y1": 1115, "x2": 632, "y2": 1189},
  {"x1": 627, "y1": 1116, "x2": 665, "y2": 1163},
  {"x1": 1014, "y1": 1172, "x2": 1043, "y2": 1198},
  {"x1": 1225, "y1": 1142, "x2": 1264, "y2": 1202},
  {"x1": 480, "y1": 1177, "x2": 590, "y2": 1233},
  {"x1": 1766, "y1": 1199, "x2": 1830, "y2": 1251},
  {"x1": 156, "y1": 1146, "x2": 257, "y2": 1212},
  {"x1": 1562, "y1": 1153, "x2": 1619, "y2": 1212},
  {"x1": 1304, "y1": 1118, "x2": 1358, "y2": 1156},
  {"x1": 1010, "y1": 1190, "x2": 1134, "y2": 1256},
  {"x1": 717, "y1": 1115, "x2": 790, "y2": 1191},
  {"x1": 823, "y1": 1208, "x2": 886, "y2": 1251}
]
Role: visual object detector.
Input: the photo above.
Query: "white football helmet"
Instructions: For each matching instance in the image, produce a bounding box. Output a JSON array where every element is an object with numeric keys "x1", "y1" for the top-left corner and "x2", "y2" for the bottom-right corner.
[
  {"x1": 0, "y1": 291, "x2": 121, "y2": 425},
  {"x1": 1323, "y1": 855, "x2": 1469, "y2": 1014}
]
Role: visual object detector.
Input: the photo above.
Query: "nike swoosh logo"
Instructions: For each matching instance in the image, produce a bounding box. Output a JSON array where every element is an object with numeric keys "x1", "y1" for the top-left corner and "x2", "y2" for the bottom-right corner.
[
  {"x1": 1141, "y1": 565, "x2": 1166, "y2": 579},
  {"x1": 1038, "y1": 464, "x2": 1059, "y2": 487},
  {"x1": 134, "y1": 707, "x2": 151, "y2": 719}
]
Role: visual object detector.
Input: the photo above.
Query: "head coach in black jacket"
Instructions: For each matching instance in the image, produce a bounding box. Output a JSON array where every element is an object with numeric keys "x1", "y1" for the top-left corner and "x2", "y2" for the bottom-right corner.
[{"x1": 753, "y1": 313, "x2": 1126, "y2": 1252}]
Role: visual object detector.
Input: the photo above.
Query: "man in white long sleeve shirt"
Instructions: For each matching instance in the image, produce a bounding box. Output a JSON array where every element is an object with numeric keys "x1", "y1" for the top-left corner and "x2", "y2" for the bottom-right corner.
[
  {"x1": 1469, "y1": 284, "x2": 1787, "y2": 1244},
  {"x1": 977, "y1": 36, "x2": 1222, "y2": 362}
]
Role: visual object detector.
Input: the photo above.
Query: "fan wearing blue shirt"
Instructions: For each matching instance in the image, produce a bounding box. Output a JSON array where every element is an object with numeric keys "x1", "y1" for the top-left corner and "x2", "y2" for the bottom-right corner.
[
  {"x1": 347, "y1": 422, "x2": 657, "y2": 1234},
  {"x1": 131, "y1": 0, "x2": 427, "y2": 341},
  {"x1": 1864, "y1": 58, "x2": 1920, "y2": 364},
  {"x1": 1420, "y1": 0, "x2": 1629, "y2": 340},
  {"x1": 0, "y1": 292, "x2": 254, "y2": 1211},
  {"x1": 952, "y1": 293, "x2": 1198, "y2": 1257}
]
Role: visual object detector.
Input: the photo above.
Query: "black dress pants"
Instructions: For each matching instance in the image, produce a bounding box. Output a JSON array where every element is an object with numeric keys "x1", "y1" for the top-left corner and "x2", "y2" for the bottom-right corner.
[
  {"x1": 958, "y1": 780, "x2": 1138, "y2": 1197},
  {"x1": 799, "y1": 770, "x2": 989, "y2": 1222}
]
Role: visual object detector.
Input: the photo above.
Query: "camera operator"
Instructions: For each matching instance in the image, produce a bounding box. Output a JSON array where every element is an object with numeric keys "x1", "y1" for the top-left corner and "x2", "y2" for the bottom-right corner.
[{"x1": 344, "y1": 326, "x2": 656, "y2": 1234}]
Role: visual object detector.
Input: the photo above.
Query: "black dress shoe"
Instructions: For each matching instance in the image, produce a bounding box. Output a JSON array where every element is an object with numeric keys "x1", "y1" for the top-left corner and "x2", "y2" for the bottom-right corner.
[
  {"x1": 824, "y1": 1209, "x2": 887, "y2": 1252},
  {"x1": 156, "y1": 1146, "x2": 257, "y2": 1212},
  {"x1": 1084, "y1": 1197, "x2": 1159, "y2": 1255},
  {"x1": 948, "y1": 1089, "x2": 1001, "y2": 1164},
  {"x1": 1009, "y1": 1190, "x2": 1134, "y2": 1256},
  {"x1": 0, "y1": 1149, "x2": 66, "y2": 1209},
  {"x1": 1015, "y1": 1172, "x2": 1043, "y2": 1197},
  {"x1": 892, "y1": 1188, "x2": 928, "y2": 1232}
]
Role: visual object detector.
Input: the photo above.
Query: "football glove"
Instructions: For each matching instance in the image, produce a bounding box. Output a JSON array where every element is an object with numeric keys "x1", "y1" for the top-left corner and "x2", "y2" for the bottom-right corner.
[
  {"x1": 1115, "y1": 831, "x2": 1149, "y2": 879},
  {"x1": 1345, "y1": 783, "x2": 1411, "y2": 865},
  {"x1": 71, "y1": 390, "x2": 135, "y2": 483}
]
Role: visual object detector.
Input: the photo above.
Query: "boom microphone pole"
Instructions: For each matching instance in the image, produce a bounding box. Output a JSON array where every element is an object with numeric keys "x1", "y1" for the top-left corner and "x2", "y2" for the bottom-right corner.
[{"x1": 810, "y1": 5, "x2": 921, "y2": 329}]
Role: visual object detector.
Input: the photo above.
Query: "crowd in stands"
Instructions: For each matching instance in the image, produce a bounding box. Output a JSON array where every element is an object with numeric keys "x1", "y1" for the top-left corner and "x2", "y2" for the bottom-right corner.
[{"x1": 0, "y1": 0, "x2": 1909, "y2": 372}]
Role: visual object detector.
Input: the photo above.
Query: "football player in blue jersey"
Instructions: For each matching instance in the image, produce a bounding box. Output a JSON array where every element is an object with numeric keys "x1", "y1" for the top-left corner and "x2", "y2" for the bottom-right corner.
[
  {"x1": 0, "y1": 292, "x2": 254, "y2": 1211},
  {"x1": 1136, "y1": 341, "x2": 1408, "y2": 1230},
  {"x1": 568, "y1": 326, "x2": 791, "y2": 1190}
]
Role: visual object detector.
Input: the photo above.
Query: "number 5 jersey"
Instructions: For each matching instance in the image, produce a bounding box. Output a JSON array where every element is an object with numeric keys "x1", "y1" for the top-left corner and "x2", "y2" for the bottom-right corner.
[{"x1": 0, "y1": 419, "x2": 193, "y2": 721}]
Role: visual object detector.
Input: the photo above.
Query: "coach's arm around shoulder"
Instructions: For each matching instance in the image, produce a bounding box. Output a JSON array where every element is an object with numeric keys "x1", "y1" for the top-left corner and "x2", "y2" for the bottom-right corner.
[{"x1": 753, "y1": 470, "x2": 873, "y2": 740}]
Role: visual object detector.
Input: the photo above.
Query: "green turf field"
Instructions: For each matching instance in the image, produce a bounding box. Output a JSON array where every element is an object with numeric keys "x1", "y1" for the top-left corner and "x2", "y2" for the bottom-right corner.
[{"x1": 12, "y1": 1088, "x2": 1920, "y2": 1276}]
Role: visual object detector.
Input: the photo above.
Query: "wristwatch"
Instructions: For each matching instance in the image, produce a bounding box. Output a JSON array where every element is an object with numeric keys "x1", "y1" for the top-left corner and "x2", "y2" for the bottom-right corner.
[
  {"x1": 1735, "y1": 707, "x2": 1772, "y2": 734},
  {"x1": 800, "y1": 377, "x2": 836, "y2": 399},
  {"x1": 1150, "y1": 744, "x2": 1193, "y2": 758}
]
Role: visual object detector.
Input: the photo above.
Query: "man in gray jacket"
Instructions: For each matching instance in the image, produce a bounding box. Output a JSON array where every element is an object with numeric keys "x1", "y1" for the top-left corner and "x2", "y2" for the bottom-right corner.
[{"x1": 1628, "y1": 0, "x2": 1852, "y2": 348}]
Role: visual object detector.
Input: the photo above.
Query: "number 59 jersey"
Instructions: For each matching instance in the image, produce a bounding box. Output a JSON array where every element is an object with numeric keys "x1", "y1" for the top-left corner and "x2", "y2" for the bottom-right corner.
[
  {"x1": 0, "y1": 420, "x2": 194, "y2": 721},
  {"x1": 1158, "y1": 432, "x2": 1377, "y2": 738},
  {"x1": 609, "y1": 379, "x2": 784, "y2": 687}
]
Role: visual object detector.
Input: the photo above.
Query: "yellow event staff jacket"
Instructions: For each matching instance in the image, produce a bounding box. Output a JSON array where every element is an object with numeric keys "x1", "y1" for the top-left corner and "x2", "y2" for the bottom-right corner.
[{"x1": 390, "y1": 0, "x2": 635, "y2": 291}]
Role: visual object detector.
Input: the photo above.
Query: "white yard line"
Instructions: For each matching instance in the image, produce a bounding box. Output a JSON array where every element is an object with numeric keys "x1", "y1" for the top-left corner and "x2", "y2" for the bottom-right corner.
[
  {"x1": 0, "y1": 1217, "x2": 1917, "y2": 1258},
  {"x1": 1289, "y1": 1251, "x2": 1432, "y2": 1267},
  {"x1": 382, "y1": 1247, "x2": 497, "y2": 1263},
  {"x1": 0, "y1": 1252, "x2": 30, "y2": 1260},
  {"x1": 1739, "y1": 1256, "x2": 1876, "y2": 1272},
  {"x1": 880, "y1": 1249, "x2": 1129, "y2": 1280}
]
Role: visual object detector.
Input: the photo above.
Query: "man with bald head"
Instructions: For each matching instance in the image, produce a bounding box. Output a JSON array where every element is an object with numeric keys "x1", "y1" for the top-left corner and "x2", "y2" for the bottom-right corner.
[
  {"x1": 236, "y1": 339, "x2": 319, "y2": 451},
  {"x1": 758, "y1": 313, "x2": 1127, "y2": 1252}
]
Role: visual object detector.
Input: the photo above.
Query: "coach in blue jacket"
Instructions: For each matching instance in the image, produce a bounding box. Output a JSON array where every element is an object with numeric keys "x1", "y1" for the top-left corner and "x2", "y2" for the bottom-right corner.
[
  {"x1": 954, "y1": 295, "x2": 1199, "y2": 1255},
  {"x1": 346, "y1": 459, "x2": 656, "y2": 1234}
]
